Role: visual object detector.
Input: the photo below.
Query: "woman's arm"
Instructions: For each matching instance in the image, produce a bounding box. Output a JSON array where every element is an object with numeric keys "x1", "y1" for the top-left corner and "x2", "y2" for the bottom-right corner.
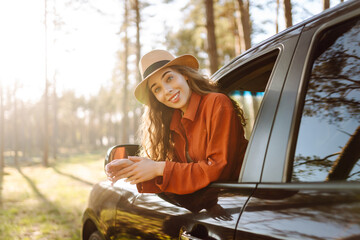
[
  {"x1": 122, "y1": 156, "x2": 166, "y2": 184},
  {"x1": 105, "y1": 157, "x2": 165, "y2": 184}
]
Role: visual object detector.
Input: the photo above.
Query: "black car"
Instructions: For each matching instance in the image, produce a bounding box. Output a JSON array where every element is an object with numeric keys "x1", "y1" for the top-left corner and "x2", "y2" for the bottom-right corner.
[{"x1": 82, "y1": 1, "x2": 360, "y2": 239}]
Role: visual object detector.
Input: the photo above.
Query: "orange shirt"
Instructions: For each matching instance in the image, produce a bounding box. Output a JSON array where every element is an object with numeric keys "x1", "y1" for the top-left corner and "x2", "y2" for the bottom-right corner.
[{"x1": 137, "y1": 92, "x2": 248, "y2": 194}]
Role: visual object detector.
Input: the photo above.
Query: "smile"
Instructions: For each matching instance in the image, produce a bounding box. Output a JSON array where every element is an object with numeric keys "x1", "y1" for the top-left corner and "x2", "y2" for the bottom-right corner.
[{"x1": 168, "y1": 91, "x2": 180, "y2": 103}]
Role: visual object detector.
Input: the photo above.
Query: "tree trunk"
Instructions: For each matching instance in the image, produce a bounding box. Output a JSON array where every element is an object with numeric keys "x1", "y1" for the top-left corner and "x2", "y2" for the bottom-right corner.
[
  {"x1": 233, "y1": 8, "x2": 241, "y2": 56},
  {"x1": 121, "y1": 0, "x2": 129, "y2": 143},
  {"x1": 133, "y1": 0, "x2": 141, "y2": 141},
  {"x1": 134, "y1": 0, "x2": 141, "y2": 85},
  {"x1": 43, "y1": 78, "x2": 49, "y2": 166},
  {"x1": 327, "y1": 125, "x2": 360, "y2": 181},
  {"x1": 276, "y1": 0, "x2": 280, "y2": 33},
  {"x1": 13, "y1": 85, "x2": 18, "y2": 167},
  {"x1": 204, "y1": 0, "x2": 219, "y2": 74},
  {"x1": 43, "y1": 0, "x2": 49, "y2": 167},
  {"x1": 52, "y1": 2, "x2": 58, "y2": 160},
  {"x1": 323, "y1": 0, "x2": 330, "y2": 10},
  {"x1": 236, "y1": 0, "x2": 251, "y2": 52},
  {"x1": 52, "y1": 72, "x2": 58, "y2": 160},
  {"x1": 0, "y1": 82, "x2": 4, "y2": 173},
  {"x1": 283, "y1": 0, "x2": 293, "y2": 28},
  {"x1": 20, "y1": 102, "x2": 28, "y2": 160}
]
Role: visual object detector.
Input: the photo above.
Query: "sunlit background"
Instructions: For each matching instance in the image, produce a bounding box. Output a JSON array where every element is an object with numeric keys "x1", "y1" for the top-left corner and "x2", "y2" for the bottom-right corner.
[
  {"x1": 0, "y1": 0, "x2": 332, "y2": 101},
  {"x1": 0, "y1": 1, "x2": 350, "y2": 239},
  {"x1": 0, "y1": 0, "x2": 189, "y2": 101},
  {"x1": 0, "y1": 0, "x2": 344, "y2": 161},
  {"x1": 0, "y1": 0, "x2": 347, "y2": 166}
]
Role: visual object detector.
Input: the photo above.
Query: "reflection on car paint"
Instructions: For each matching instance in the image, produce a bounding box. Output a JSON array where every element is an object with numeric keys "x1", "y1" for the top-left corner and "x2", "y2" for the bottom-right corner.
[{"x1": 238, "y1": 189, "x2": 360, "y2": 239}]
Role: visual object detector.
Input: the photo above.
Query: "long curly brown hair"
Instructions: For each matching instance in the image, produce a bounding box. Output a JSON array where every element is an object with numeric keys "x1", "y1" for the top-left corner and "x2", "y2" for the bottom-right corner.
[{"x1": 138, "y1": 65, "x2": 246, "y2": 162}]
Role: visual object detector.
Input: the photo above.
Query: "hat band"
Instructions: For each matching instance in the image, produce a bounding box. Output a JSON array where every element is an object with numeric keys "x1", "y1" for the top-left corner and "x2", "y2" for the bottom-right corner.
[{"x1": 143, "y1": 60, "x2": 170, "y2": 79}]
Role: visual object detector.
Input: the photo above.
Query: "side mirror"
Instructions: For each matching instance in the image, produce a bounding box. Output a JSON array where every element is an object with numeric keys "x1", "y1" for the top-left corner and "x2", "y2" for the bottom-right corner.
[{"x1": 104, "y1": 144, "x2": 140, "y2": 168}]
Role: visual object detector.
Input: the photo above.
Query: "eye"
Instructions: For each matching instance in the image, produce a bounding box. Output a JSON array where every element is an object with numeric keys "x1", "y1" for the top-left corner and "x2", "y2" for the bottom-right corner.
[
  {"x1": 153, "y1": 87, "x2": 161, "y2": 94},
  {"x1": 166, "y1": 75, "x2": 173, "y2": 82}
]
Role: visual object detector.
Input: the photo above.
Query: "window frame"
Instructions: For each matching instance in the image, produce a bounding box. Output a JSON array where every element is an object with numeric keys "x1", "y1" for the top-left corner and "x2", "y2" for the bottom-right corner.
[{"x1": 214, "y1": 28, "x2": 302, "y2": 184}]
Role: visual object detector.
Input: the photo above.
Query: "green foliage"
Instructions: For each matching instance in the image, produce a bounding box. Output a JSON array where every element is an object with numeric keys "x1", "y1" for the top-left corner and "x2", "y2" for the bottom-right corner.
[{"x1": 165, "y1": 0, "x2": 237, "y2": 69}]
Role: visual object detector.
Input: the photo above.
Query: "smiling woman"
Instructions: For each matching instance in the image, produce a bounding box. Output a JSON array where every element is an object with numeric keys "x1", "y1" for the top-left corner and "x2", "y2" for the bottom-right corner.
[{"x1": 105, "y1": 49, "x2": 248, "y2": 195}]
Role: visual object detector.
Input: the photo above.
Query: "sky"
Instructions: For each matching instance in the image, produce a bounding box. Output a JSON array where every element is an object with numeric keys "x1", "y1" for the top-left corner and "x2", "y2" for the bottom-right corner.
[{"x1": 0, "y1": 0, "x2": 344, "y2": 102}]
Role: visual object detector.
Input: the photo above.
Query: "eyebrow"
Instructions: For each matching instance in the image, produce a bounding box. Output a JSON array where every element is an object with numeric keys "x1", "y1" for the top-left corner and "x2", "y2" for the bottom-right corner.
[
  {"x1": 161, "y1": 70, "x2": 171, "y2": 80},
  {"x1": 150, "y1": 70, "x2": 171, "y2": 90}
]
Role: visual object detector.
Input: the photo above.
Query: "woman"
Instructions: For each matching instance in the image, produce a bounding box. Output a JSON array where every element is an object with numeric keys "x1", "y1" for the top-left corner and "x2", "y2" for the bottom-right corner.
[{"x1": 105, "y1": 49, "x2": 248, "y2": 195}]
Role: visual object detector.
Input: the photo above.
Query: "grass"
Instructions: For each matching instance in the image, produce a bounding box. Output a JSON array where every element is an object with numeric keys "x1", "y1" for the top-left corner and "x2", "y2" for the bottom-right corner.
[{"x1": 0, "y1": 152, "x2": 107, "y2": 240}]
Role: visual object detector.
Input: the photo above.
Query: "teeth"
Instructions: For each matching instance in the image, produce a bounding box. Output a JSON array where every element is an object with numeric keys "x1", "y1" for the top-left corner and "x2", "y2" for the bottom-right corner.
[
  {"x1": 169, "y1": 92, "x2": 179, "y2": 102},
  {"x1": 172, "y1": 93, "x2": 179, "y2": 102}
]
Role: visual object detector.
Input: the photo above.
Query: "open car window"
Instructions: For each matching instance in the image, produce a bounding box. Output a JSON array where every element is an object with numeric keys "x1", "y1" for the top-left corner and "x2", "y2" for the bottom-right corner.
[{"x1": 222, "y1": 50, "x2": 279, "y2": 139}]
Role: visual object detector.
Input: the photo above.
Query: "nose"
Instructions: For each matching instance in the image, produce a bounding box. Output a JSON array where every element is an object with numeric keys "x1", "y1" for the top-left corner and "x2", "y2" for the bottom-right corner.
[{"x1": 163, "y1": 84, "x2": 173, "y2": 94}]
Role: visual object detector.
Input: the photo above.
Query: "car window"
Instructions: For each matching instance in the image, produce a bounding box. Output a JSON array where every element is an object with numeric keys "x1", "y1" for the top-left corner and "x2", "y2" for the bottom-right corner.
[
  {"x1": 228, "y1": 50, "x2": 279, "y2": 139},
  {"x1": 292, "y1": 17, "x2": 360, "y2": 182}
]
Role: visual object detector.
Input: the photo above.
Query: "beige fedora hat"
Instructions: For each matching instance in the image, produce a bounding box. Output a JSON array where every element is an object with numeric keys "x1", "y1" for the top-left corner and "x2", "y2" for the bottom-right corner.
[{"x1": 134, "y1": 49, "x2": 199, "y2": 105}]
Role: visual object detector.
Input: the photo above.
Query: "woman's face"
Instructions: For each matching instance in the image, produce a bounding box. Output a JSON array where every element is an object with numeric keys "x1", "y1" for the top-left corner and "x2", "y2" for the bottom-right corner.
[{"x1": 148, "y1": 67, "x2": 192, "y2": 112}]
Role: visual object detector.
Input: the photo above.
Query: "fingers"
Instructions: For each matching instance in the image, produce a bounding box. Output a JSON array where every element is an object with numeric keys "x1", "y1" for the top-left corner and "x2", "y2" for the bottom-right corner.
[
  {"x1": 105, "y1": 159, "x2": 136, "y2": 183},
  {"x1": 111, "y1": 163, "x2": 136, "y2": 179},
  {"x1": 107, "y1": 158, "x2": 133, "y2": 168},
  {"x1": 106, "y1": 157, "x2": 156, "y2": 185},
  {"x1": 124, "y1": 171, "x2": 142, "y2": 184},
  {"x1": 105, "y1": 159, "x2": 133, "y2": 173},
  {"x1": 108, "y1": 175, "x2": 121, "y2": 184}
]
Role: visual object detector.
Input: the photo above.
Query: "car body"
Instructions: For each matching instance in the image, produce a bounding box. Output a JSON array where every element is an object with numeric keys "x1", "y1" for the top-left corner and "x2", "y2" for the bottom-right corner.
[{"x1": 82, "y1": 1, "x2": 360, "y2": 239}]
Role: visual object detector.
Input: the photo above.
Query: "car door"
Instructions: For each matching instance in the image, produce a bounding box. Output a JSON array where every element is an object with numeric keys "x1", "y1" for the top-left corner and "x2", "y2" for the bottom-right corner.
[
  {"x1": 110, "y1": 27, "x2": 301, "y2": 240},
  {"x1": 236, "y1": 2, "x2": 360, "y2": 239}
]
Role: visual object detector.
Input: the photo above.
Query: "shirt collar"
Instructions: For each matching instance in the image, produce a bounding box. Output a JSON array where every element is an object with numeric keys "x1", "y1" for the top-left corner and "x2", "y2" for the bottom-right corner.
[
  {"x1": 170, "y1": 92, "x2": 202, "y2": 130},
  {"x1": 183, "y1": 92, "x2": 201, "y2": 121}
]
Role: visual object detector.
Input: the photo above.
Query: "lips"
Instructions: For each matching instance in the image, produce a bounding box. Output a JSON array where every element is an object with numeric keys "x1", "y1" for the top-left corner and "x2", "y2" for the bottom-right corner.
[{"x1": 168, "y1": 91, "x2": 180, "y2": 103}]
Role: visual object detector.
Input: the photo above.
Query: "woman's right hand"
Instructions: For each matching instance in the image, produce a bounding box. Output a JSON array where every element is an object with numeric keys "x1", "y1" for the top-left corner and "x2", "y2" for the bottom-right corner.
[{"x1": 105, "y1": 158, "x2": 135, "y2": 184}]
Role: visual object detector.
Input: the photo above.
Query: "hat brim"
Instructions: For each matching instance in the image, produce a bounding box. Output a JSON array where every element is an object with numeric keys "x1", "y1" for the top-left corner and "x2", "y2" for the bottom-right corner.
[{"x1": 134, "y1": 54, "x2": 199, "y2": 105}]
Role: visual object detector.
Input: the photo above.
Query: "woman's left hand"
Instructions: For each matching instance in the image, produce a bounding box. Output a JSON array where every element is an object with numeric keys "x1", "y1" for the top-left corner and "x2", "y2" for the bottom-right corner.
[{"x1": 123, "y1": 156, "x2": 166, "y2": 184}]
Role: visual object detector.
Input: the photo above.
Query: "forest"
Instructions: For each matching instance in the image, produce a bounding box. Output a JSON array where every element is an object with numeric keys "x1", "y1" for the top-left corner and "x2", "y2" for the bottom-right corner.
[{"x1": 0, "y1": 0, "x2": 344, "y2": 169}]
